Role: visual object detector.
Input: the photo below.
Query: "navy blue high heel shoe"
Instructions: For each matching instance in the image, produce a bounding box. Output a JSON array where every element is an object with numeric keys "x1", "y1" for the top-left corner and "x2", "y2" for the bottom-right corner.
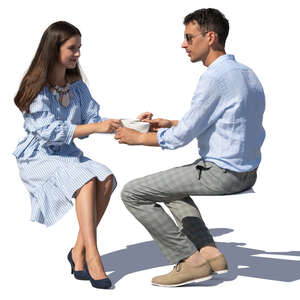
[
  {"x1": 84, "y1": 262, "x2": 112, "y2": 289},
  {"x1": 67, "y1": 249, "x2": 89, "y2": 280}
]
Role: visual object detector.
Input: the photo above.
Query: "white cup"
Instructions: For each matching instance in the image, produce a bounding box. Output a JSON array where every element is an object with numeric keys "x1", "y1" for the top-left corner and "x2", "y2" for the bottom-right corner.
[{"x1": 120, "y1": 118, "x2": 150, "y2": 133}]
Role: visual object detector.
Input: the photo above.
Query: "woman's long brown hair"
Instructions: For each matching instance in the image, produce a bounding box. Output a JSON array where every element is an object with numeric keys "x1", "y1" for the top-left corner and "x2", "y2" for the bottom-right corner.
[{"x1": 14, "y1": 21, "x2": 82, "y2": 113}]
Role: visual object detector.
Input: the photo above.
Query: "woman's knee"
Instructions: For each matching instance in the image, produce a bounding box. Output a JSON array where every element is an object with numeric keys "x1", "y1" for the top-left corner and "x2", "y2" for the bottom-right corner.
[
  {"x1": 75, "y1": 177, "x2": 97, "y2": 197},
  {"x1": 84, "y1": 177, "x2": 97, "y2": 188},
  {"x1": 104, "y1": 174, "x2": 114, "y2": 187},
  {"x1": 96, "y1": 175, "x2": 115, "y2": 193}
]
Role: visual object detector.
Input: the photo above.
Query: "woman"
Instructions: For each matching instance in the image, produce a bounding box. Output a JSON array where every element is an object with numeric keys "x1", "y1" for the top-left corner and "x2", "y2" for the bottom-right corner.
[{"x1": 13, "y1": 21, "x2": 120, "y2": 289}]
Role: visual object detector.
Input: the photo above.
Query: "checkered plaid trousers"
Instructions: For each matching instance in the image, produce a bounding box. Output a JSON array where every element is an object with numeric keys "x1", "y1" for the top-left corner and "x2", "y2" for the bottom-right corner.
[{"x1": 121, "y1": 159, "x2": 257, "y2": 264}]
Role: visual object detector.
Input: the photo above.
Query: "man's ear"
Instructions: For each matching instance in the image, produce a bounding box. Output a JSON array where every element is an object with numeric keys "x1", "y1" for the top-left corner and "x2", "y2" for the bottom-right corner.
[
  {"x1": 209, "y1": 31, "x2": 224, "y2": 51},
  {"x1": 207, "y1": 31, "x2": 218, "y2": 47}
]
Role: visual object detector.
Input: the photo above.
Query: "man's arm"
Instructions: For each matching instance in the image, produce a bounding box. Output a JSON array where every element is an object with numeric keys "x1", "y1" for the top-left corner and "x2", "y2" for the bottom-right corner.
[
  {"x1": 170, "y1": 120, "x2": 179, "y2": 127},
  {"x1": 146, "y1": 119, "x2": 178, "y2": 132},
  {"x1": 138, "y1": 112, "x2": 178, "y2": 131},
  {"x1": 140, "y1": 132, "x2": 159, "y2": 146},
  {"x1": 115, "y1": 128, "x2": 159, "y2": 146},
  {"x1": 115, "y1": 76, "x2": 221, "y2": 149}
]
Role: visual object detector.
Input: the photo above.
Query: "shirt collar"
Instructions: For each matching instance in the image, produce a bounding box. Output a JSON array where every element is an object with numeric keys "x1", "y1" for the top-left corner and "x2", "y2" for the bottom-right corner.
[{"x1": 207, "y1": 54, "x2": 235, "y2": 70}]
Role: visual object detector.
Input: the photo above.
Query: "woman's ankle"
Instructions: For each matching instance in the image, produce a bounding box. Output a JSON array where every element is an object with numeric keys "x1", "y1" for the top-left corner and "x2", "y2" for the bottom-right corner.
[
  {"x1": 72, "y1": 245, "x2": 85, "y2": 256},
  {"x1": 85, "y1": 246, "x2": 100, "y2": 261}
]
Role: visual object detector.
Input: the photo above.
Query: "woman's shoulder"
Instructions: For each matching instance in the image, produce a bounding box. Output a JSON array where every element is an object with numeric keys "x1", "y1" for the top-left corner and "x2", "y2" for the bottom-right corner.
[
  {"x1": 70, "y1": 80, "x2": 92, "y2": 99},
  {"x1": 27, "y1": 87, "x2": 52, "y2": 114},
  {"x1": 70, "y1": 79, "x2": 87, "y2": 89}
]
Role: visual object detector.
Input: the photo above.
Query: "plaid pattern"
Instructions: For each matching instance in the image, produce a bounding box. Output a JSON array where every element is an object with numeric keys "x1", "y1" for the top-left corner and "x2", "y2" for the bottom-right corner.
[{"x1": 121, "y1": 159, "x2": 257, "y2": 264}]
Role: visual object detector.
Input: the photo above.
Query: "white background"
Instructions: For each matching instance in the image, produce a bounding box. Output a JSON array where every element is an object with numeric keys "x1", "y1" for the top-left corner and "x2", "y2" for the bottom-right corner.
[{"x1": 1, "y1": 0, "x2": 300, "y2": 299}]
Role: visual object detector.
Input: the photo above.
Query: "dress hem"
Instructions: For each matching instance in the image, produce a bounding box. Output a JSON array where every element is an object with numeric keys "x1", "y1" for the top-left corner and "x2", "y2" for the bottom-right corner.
[{"x1": 30, "y1": 170, "x2": 117, "y2": 227}]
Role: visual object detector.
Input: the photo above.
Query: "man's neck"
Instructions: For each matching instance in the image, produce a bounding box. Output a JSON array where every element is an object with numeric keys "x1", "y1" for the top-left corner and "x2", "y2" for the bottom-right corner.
[{"x1": 203, "y1": 50, "x2": 226, "y2": 67}]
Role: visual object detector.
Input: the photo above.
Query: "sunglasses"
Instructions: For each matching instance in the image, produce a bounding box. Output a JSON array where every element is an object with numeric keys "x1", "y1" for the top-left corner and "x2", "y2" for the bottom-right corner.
[{"x1": 184, "y1": 32, "x2": 208, "y2": 44}]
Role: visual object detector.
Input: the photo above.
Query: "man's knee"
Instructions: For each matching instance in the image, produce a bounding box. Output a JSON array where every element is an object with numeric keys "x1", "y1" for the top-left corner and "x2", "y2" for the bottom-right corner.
[{"x1": 121, "y1": 179, "x2": 139, "y2": 205}]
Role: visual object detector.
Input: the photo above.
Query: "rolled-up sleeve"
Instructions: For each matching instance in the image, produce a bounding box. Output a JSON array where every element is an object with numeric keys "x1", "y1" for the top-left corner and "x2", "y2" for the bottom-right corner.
[
  {"x1": 24, "y1": 93, "x2": 76, "y2": 146},
  {"x1": 157, "y1": 76, "x2": 224, "y2": 150}
]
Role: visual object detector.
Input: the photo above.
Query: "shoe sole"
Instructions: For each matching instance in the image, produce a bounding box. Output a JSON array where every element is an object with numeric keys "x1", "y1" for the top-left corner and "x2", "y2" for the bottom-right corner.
[
  {"x1": 151, "y1": 274, "x2": 213, "y2": 287},
  {"x1": 214, "y1": 269, "x2": 228, "y2": 275}
]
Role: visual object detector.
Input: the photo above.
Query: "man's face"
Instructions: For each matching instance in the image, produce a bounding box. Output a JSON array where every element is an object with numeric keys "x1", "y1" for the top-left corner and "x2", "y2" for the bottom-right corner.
[{"x1": 182, "y1": 21, "x2": 209, "y2": 63}]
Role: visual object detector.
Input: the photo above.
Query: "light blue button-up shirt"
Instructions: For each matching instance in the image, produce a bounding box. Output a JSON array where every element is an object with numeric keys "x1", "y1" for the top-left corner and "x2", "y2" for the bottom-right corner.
[{"x1": 157, "y1": 54, "x2": 265, "y2": 172}]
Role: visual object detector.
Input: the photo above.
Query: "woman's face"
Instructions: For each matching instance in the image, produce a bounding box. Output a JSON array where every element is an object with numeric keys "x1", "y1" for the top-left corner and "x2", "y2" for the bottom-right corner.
[{"x1": 59, "y1": 35, "x2": 81, "y2": 69}]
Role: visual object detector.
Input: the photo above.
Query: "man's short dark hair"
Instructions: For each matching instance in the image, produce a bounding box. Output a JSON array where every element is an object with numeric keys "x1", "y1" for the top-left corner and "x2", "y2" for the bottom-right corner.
[{"x1": 184, "y1": 8, "x2": 229, "y2": 47}]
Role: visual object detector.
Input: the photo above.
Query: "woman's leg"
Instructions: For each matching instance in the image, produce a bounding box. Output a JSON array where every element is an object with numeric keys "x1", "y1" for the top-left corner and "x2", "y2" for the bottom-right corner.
[
  {"x1": 73, "y1": 177, "x2": 107, "y2": 279},
  {"x1": 72, "y1": 176, "x2": 114, "y2": 271},
  {"x1": 95, "y1": 175, "x2": 114, "y2": 225}
]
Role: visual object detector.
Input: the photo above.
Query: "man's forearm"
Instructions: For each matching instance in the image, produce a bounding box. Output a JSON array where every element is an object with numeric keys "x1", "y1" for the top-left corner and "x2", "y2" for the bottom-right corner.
[
  {"x1": 170, "y1": 120, "x2": 179, "y2": 127},
  {"x1": 139, "y1": 132, "x2": 160, "y2": 146},
  {"x1": 138, "y1": 120, "x2": 178, "y2": 146}
]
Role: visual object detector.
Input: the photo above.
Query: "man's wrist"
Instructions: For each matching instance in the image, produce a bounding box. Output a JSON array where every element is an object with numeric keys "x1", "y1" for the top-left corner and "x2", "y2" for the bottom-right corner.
[
  {"x1": 170, "y1": 120, "x2": 179, "y2": 127},
  {"x1": 138, "y1": 132, "x2": 146, "y2": 145},
  {"x1": 138, "y1": 132, "x2": 159, "y2": 146}
]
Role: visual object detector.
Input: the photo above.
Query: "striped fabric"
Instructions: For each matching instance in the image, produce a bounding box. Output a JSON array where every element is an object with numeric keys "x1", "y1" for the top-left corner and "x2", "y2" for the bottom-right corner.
[
  {"x1": 13, "y1": 80, "x2": 117, "y2": 226},
  {"x1": 157, "y1": 55, "x2": 266, "y2": 172}
]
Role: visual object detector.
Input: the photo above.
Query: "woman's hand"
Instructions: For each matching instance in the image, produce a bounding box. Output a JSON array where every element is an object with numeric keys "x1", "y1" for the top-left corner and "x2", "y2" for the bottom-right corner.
[{"x1": 95, "y1": 119, "x2": 121, "y2": 133}]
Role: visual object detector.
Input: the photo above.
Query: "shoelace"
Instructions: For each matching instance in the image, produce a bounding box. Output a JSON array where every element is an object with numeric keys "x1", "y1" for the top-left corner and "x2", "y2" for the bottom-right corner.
[{"x1": 174, "y1": 262, "x2": 183, "y2": 272}]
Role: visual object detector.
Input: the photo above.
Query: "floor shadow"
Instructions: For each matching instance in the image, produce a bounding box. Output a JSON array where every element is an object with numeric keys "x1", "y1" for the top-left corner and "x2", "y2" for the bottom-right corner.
[{"x1": 102, "y1": 228, "x2": 300, "y2": 287}]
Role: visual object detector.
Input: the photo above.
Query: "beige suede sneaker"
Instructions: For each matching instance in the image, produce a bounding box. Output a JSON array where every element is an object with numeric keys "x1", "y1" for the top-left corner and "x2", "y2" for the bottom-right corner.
[
  {"x1": 207, "y1": 254, "x2": 228, "y2": 274},
  {"x1": 151, "y1": 261, "x2": 213, "y2": 287}
]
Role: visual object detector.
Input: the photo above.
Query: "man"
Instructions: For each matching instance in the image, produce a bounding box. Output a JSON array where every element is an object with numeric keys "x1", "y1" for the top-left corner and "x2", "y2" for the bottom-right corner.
[{"x1": 115, "y1": 8, "x2": 265, "y2": 287}]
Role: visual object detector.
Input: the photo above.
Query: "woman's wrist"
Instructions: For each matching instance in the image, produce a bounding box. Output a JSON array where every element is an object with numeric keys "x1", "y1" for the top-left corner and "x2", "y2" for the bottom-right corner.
[
  {"x1": 93, "y1": 122, "x2": 101, "y2": 133},
  {"x1": 73, "y1": 123, "x2": 98, "y2": 138}
]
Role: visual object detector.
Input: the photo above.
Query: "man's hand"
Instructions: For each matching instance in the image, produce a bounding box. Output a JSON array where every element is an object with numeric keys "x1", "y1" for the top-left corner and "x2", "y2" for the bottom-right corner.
[
  {"x1": 115, "y1": 128, "x2": 159, "y2": 146},
  {"x1": 95, "y1": 119, "x2": 121, "y2": 133},
  {"x1": 145, "y1": 118, "x2": 173, "y2": 132},
  {"x1": 138, "y1": 112, "x2": 153, "y2": 122},
  {"x1": 137, "y1": 112, "x2": 177, "y2": 132},
  {"x1": 114, "y1": 128, "x2": 142, "y2": 145}
]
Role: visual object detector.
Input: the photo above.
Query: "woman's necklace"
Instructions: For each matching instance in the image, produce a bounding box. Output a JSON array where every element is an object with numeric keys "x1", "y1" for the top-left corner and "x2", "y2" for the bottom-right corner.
[{"x1": 50, "y1": 82, "x2": 73, "y2": 107}]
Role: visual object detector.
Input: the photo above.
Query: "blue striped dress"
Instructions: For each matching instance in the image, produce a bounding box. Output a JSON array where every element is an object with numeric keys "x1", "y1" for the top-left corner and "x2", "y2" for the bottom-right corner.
[{"x1": 13, "y1": 80, "x2": 117, "y2": 227}]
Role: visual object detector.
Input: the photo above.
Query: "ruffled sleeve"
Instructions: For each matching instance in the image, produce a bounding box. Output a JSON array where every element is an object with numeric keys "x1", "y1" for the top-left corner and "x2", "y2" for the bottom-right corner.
[
  {"x1": 23, "y1": 89, "x2": 76, "y2": 146},
  {"x1": 76, "y1": 81, "x2": 106, "y2": 124},
  {"x1": 75, "y1": 81, "x2": 107, "y2": 139}
]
